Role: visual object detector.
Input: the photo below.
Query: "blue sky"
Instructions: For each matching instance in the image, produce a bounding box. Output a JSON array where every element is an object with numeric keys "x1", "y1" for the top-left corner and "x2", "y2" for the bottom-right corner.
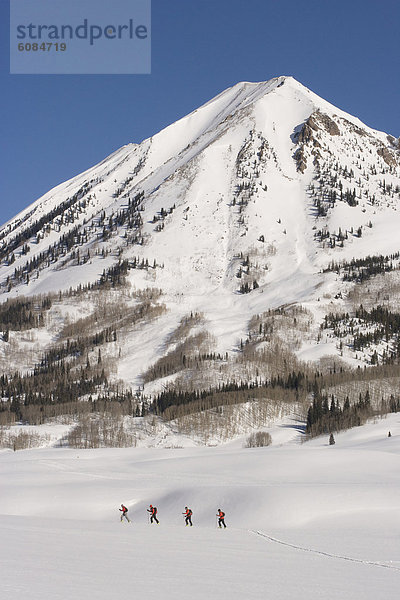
[{"x1": 1, "y1": 0, "x2": 399, "y2": 226}]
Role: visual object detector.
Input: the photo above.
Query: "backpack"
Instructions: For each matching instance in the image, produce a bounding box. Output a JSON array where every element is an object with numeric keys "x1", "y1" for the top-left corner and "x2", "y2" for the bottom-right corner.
[
  {"x1": 188, "y1": 509, "x2": 192, "y2": 516},
  {"x1": 220, "y1": 511, "x2": 225, "y2": 518},
  {"x1": 153, "y1": 507, "x2": 157, "y2": 514}
]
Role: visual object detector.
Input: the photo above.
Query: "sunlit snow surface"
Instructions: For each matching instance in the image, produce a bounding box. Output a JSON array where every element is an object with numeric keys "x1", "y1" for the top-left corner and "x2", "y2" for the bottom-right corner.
[{"x1": 1, "y1": 414, "x2": 400, "y2": 599}]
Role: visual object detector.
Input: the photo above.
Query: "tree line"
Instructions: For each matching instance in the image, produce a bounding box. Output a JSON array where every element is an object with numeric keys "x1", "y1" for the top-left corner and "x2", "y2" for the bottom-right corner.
[{"x1": 306, "y1": 388, "x2": 400, "y2": 438}]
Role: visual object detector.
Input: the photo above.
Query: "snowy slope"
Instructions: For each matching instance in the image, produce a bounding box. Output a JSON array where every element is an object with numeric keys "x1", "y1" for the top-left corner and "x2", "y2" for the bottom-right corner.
[
  {"x1": 0, "y1": 75, "x2": 399, "y2": 388},
  {"x1": 1, "y1": 414, "x2": 400, "y2": 599}
]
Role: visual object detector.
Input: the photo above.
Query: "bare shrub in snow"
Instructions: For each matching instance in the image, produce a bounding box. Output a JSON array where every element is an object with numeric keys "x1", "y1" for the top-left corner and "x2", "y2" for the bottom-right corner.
[
  {"x1": 142, "y1": 331, "x2": 213, "y2": 383},
  {"x1": 60, "y1": 295, "x2": 165, "y2": 340},
  {"x1": 167, "y1": 312, "x2": 204, "y2": 345},
  {"x1": 245, "y1": 431, "x2": 272, "y2": 448},
  {"x1": 67, "y1": 414, "x2": 138, "y2": 449},
  {"x1": 0, "y1": 427, "x2": 50, "y2": 450}
]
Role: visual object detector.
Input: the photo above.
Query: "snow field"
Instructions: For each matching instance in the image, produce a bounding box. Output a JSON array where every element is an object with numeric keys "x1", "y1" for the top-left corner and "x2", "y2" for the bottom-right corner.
[{"x1": 1, "y1": 414, "x2": 400, "y2": 599}]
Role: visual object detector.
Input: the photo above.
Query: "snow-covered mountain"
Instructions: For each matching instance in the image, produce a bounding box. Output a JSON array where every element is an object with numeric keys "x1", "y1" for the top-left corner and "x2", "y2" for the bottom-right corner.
[{"x1": 1, "y1": 76, "x2": 400, "y2": 415}]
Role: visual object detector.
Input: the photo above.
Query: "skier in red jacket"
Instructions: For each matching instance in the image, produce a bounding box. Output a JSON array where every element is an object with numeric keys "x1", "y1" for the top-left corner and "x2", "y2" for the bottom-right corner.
[
  {"x1": 147, "y1": 504, "x2": 159, "y2": 524},
  {"x1": 217, "y1": 508, "x2": 226, "y2": 528},
  {"x1": 183, "y1": 506, "x2": 193, "y2": 526},
  {"x1": 119, "y1": 504, "x2": 130, "y2": 523}
]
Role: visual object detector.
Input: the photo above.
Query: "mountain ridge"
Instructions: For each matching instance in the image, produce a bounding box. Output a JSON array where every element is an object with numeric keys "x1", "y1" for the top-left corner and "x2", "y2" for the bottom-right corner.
[{"x1": 3, "y1": 76, "x2": 396, "y2": 233}]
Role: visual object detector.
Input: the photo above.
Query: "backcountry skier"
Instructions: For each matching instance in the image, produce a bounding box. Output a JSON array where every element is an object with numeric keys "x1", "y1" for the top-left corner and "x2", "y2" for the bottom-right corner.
[
  {"x1": 183, "y1": 506, "x2": 193, "y2": 526},
  {"x1": 119, "y1": 504, "x2": 130, "y2": 523},
  {"x1": 147, "y1": 504, "x2": 159, "y2": 524},
  {"x1": 217, "y1": 508, "x2": 226, "y2": 528}
]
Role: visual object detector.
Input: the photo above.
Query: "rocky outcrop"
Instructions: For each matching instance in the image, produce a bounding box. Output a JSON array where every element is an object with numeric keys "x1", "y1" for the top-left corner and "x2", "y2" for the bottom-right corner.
[
  {"x1": 297, "y1": 117, "x2": 318, "y2": 144},
  {"x1": 377, "y1": 146, "x2": 397, "y2": 167},
  {"x1": 294, "y1": 111, "x2": 338, "y2": 172},
  {"x1": 344, "y1": 120, "x2": 367, "y2": 137},
  {"x1": 313, "y1": 111, "x2": 340, "y2": 136},
  {"x1": 297, "y1": 111, "x2": 340, "y2": 143},
  {"x1": 387, "y1": 135, "x2": 400, "y2": 149},
  {"x1": 294, "y1": 147, "x2": 307, "y2": 173}
]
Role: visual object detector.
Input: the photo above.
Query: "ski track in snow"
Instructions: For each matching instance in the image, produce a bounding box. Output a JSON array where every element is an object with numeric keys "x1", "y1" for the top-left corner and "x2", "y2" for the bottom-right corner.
[{"x1": 252, "y1": 530, "x2": 400, "y2": 572}]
